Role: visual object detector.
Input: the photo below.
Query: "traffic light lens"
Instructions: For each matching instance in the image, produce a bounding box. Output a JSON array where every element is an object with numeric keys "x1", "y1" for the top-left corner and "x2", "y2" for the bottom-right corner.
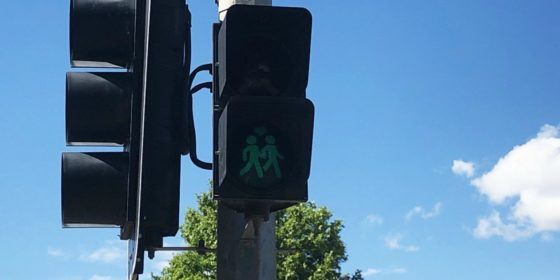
[
  {"x1": 233, "y1": 124, "x2": 294, "y2": 190},
  {"x1": 233, "y1": 36, "x2": 292, "y2": 97},
  {"x1": 70, "y1": 0, "x2": 136, "y2": 68},
  {"x1": 66, "y1": 72, "x2": 132, "y2": 146},
  {"x1": 61, "y1": 152, "x2": 129, "y2": 227}
]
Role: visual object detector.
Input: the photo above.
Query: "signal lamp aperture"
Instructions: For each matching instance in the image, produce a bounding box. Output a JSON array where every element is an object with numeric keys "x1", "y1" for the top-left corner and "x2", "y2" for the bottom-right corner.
[
  {"x1": 70, "y1": 0, "x2": 136, "y2": 68},
  {"x1": 65, "y1": 72, "x2": 132, "y2": 146},
  {"x1": 61, "y1": 152, "x2": 129, "y2": 228}
]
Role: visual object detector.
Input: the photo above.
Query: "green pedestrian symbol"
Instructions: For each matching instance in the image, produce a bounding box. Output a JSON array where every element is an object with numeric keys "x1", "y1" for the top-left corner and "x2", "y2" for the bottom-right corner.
[
  {"x1": 261, "y1": 135, "x2": 284, "y2": 178},
  {"x1": 239, "y1": 128, "x2": 285, "y2": 180},
  {"x1": 239, "y1": 135, "x2": 264, "y2": 178}
]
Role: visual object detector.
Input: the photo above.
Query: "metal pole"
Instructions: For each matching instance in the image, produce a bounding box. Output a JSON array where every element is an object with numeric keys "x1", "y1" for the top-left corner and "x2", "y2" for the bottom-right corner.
[
  {"x1": 216, "y1": 0, "x2": 272, "y2": 20},
  {"x1": 217, "y1": 206, "x2": 277, "y2": 280},
  {"x1": 215, "y1": 1, "x2": 277, "y2": 279}
]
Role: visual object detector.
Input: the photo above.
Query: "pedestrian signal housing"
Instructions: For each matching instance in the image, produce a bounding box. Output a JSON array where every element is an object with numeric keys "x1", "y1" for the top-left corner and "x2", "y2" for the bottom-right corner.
[{"x1": 213, "y1": 5, "x2": 314, "y2": 216}]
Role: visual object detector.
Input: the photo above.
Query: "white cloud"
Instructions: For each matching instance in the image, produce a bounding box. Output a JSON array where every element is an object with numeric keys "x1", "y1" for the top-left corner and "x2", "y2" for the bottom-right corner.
[
  {"x1": 152, "y1": 250, "x2": 176, "y2": 271},
  {"x1": 540, "y1": 232, "x2": 555, "y2": 242},
  {"x1": 405, "y1": 202, "x2": 442, "y2": 222},
  {"x1": 362, "y1": 268, "x2": 381, "y2": 277},
  {"x1": 80, "y1": 241, "x2": 126, "y2": 264},
  {"x1": 47, "y1": 247, "x2": 66, "y2": 257},
  {"x1": 470, "y1": 124, "x2": 560, "y2": 241},
  {"x1": 362, "y1": 267, "x2": 407, "y2": 278},
  {"x1": 144, "y1": 240, "x2": 184, "y2": 275},
  {"x1": 90, "y1": 276, "x2": 113, "y2": 280},
  {"x1": 365, "y1": 214, "x2": 384, "y2": 225},
  {"x1": 383, "y1": 233, "x2": 418, "y2": 252},
  {"x1": 390, "y1": 267, "x2": 407, "y2": 274},
  {"x1": 452, "y1": 160, "x2": 475, "y2": 178},
  {"x1": 473, "y1": 211, "x2": 535, "y2": 241}
]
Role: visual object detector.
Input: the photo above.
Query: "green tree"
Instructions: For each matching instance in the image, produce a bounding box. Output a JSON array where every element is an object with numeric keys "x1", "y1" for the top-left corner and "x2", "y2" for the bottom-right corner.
[
  {"x1": 153, "y1": 190, "x2": 350, "y2": 279},
  {"x1": 340, "y1": 269, "x2": 365, "y2": 280},
  {"x1": 351, "y1": 269, "x2": 364, "y2": 280},
  {"x1": 276, "y1": 203, "x2": 347, "y2": 279},
  {"x1": 153, "y1": 191, "x2": 217, "y2": 280}
]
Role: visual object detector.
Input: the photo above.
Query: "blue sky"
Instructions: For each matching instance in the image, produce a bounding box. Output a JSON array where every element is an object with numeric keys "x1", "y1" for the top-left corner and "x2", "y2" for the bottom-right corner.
[{"x1": 1, "y1": 0, "x2": 560, "y2": 279}]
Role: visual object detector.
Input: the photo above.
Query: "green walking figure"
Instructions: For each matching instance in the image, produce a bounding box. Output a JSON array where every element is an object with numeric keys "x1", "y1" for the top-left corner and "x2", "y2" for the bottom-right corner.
[
  {"x1": 239, "y1": 135, "x2": 264, "y2": 178},
  {"x1": 261, "y1": 135, "x2": 284, "y2": 178}
]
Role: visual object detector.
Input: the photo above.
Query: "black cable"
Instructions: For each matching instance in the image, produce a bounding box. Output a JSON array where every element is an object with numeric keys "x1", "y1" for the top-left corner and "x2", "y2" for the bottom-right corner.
[
  {"x1": 187, "y1": 72, "x2": 213, "y2": 170},
  {"x1": 188, "y1": 117, "x2": 212, "y2": 169},
  {"x1": 189, "y1": 64, "x2": 212, "y2": 88},
  {"x1": 191, "y1": 82, "x2": 212, "y2": 95},
  {"x1": 187, "y1": 95, "x2": 212, "y2": 169},
  {"x1": 176, "y1": 6, "x2": 212, "y2": 169}
]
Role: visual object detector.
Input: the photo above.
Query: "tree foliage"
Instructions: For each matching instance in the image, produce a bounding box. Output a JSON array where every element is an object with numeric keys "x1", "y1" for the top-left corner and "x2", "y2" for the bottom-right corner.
[
  {"x1": 352, "y1": 270, "x2": 364, "y2": 280},
  {"x1": 340, "y1": 269, "x2": 365, "y2": 280},
  {"x1": 153, "y1": 190, "x2": 350, "y2": 279},
  {"x1": 276, "y1": 203, "x2": 347, "y2": 279},
  {"x1": 153, "y1": 191, "x2": 217, "y2": 280}
]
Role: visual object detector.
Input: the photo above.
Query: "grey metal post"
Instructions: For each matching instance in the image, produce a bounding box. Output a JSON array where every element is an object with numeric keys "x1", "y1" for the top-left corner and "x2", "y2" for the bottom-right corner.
[
  {"x1": 217, "y1": 206, "x2": 276, "y2": 280},
  {"x1": 215, "y1": 1, "x2": 277, "y2": 280}
]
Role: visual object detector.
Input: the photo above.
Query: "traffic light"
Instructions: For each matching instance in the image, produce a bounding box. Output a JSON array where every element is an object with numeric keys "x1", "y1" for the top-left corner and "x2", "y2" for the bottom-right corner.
[
  {"x1": 213, "y1": 5, "x2": 314, "y2": 215},
  {"x1": 61, "y1": 0, "x2": 189, "y2": 277},
  {"x1": 63, "y1": 0, "x2": 138, "y2": 230}
]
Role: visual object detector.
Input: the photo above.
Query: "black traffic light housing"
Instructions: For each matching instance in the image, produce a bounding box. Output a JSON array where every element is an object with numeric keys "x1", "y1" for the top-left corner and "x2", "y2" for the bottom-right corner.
[
  {"x1": 217, "y1": 5, "x2": 311, "y2": 100},
  {"x1": 62, "y1": 0, "x2": 190, "y2": 277},
  {"x1": 62, "y1": 0, "x2": 139, "y2": 232},
  {"x1": 213, "y1": 5, "x2": 314, "y2": 216},
  {"x1": 217, "y1": 96, "x2": 314, "y2": 213}
]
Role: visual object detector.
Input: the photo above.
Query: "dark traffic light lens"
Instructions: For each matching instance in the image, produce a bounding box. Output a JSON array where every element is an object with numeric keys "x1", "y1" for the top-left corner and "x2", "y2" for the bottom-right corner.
[
  {"x1": 61, "y1": 152, "x2": 129, "y2": 227},
  {"x1": 233, "y1": 36, "x2": 293, "y2": 97},
  {"x1": 70, "y1": 0, "x2": 136, "y2": 68},
  {"x1": 66, "y1": 72, "x2": 132, "y2": 146}
]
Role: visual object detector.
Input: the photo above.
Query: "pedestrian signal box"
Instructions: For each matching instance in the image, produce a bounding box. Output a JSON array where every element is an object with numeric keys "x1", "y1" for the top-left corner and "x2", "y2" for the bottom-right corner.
[
  {"x1": 213, "y1": 5, "x2": 314, "y2": 215},
  {"x1": 217, "y1": 96, "x2": 314, "y2": 211}
]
